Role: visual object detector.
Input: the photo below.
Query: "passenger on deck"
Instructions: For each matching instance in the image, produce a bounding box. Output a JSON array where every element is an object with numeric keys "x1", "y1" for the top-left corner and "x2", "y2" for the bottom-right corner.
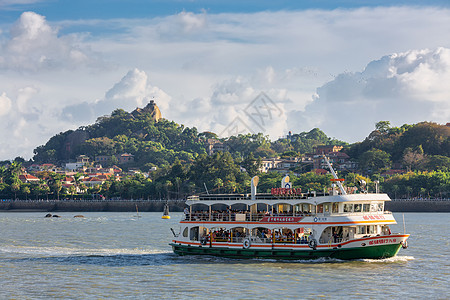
[{"x1": 333, "y1": 231, "x2": 339, "y2": 243}]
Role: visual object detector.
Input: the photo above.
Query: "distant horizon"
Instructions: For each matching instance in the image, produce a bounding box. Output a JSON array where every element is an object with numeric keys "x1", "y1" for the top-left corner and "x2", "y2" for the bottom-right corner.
[{"x1": 1, "y1": 1, "x2": 449, "y2": 160}]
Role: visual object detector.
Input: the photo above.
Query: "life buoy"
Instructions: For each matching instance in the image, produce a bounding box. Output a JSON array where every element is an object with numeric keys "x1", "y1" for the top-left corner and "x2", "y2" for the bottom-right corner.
[
  {"x1": 243, "y1": 238, "x2": 251, "y2": 249},
  {"x1": 401, "y1": 240, "x2": 408, "y2": 249},
  {"x1": 308, "y1": 239, "x2": 317, "y2": 250}
]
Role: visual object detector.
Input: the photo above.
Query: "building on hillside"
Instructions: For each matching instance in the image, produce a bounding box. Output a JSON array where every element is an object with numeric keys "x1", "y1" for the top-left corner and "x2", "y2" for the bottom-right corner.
[
  {"x1": 65, "y1": 162, "x2": 85, "y2": 171},
  {"x1": 77, "y1": 155, "x2": 90, "y2": 164},
  {"x1": 95, "y1": 155, "x2": 111, "y2": 164},
  {"x1": 314, "y1": 145, "x2": 343, "y2": 155},
  {"x1": 82, "y1": 177, "x2": 104, "y2": 187},
  {"x1": 313, "y1": 152, "x2": 356, "y2": 171},
  {"x1": 19, "y1": 174, "x2": 40, "y2": 183},
  {"x1": 118, "y1": 153, "x2": 134, "y2": 164},
  {"x1": 205, "y1": 139, "x2": 227, "y2": 155},
  {"x1": 259, "y1": 158, "x2": 283, "y2": 173}
]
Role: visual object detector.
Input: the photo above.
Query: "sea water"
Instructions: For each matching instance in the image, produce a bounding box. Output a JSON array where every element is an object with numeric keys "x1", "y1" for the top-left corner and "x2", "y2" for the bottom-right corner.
[{"x1": 0, "y1": 212, "x2": 448, "y2": 299}]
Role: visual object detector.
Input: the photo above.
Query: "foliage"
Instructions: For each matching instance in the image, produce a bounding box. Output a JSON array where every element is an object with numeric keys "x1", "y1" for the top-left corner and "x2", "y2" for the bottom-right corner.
[{"x1": 358, "y1": 149, "x2": 392, "y2": 174}]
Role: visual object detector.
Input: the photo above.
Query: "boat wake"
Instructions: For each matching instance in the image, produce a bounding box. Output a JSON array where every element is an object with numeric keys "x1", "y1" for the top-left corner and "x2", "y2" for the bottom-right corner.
[
  {"x1": 0, "y1": 245, "x2": 170, "y2": 257},
  {"x1": 360, "y1": 255, "x2": 415, "y2": 263},
  {"x1": 0, "y1": 244, "x2": 181, "y2": 267}
]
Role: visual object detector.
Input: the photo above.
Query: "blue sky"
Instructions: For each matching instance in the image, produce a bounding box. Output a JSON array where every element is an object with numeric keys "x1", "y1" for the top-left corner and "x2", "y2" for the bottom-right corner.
[
  {"x1": 0, "y1": 0, "x2": 450, "y2": 160},
  {"x1": 2, "y1": 0, "x2": 450, "y2": 22}
]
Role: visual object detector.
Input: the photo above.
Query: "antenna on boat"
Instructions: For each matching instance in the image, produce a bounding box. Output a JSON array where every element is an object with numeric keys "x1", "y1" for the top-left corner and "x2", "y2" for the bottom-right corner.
[
  {"x1": 203, "y1": 182, "x2": 209, "y2": 195},
  {"x1": 402, "y1": 213, "x2": 406, "y2": 234},
  {"x1": 323, "y1": 155, "x2": 346, "y2": 195}
]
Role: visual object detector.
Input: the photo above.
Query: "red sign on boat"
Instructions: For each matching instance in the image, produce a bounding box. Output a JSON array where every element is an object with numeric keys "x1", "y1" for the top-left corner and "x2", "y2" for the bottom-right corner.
[
  {"x1": 271, "y1": 188, "x2": 302, "y2": 196},
  {"x1": 260, "y1": 216, "x2": 303, "y2": 223}
]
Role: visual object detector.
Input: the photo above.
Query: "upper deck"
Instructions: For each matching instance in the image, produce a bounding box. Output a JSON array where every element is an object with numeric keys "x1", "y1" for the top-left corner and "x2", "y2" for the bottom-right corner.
[{"x1": 186, "y1": 192, "x2": 391, "y2": 206}]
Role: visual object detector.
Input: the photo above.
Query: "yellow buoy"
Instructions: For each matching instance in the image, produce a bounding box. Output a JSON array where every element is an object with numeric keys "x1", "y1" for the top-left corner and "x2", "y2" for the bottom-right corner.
[{"x1": 162, "y1": 202, "x2": 170, "y2": 219}]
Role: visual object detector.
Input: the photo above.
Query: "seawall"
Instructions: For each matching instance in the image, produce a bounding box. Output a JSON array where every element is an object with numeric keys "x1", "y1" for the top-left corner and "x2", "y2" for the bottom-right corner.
[
  {"x1": 385, "y1": 199, "x2": 450, "y2": 212},
  {"x1": 0, "y1": 199, "x2": 186, "y2": 212}
]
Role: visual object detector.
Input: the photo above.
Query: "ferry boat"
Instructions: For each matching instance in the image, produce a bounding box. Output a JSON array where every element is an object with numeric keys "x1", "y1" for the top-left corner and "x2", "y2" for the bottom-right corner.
[{"x1": 170, "y1": 157, "x2": 409, "y2": 260}]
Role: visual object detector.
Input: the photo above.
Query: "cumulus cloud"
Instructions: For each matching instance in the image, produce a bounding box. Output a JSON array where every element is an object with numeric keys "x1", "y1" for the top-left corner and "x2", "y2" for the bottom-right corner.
[
  {"x1": 167, "y1": 67, "x2": 293, "y2": 140},
  {"x1": 296, "y1": 47, "x2": 450, "y2": 142},
  {"x1": 0, "y1": 88, "x2": 52, "y2": 160},
  {"x1": 61, "y1": 68, "x2": 172, "y2": 122},
  {"x1": 156, "y1": 11, "x2": 207, "y2": 39},
  {"x1": 0, "y1": 92, "x2": 12, "y2": 116},
  {"x1": 2, "y1": 7, "x2": 450, "y2": 160},
  {"x1": 0, "y1": 11, "x2": 102, "y2": 72}
]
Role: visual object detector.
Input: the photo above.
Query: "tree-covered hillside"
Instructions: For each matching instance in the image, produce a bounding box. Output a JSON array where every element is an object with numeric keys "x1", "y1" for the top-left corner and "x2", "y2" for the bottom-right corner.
[
  {"x1": 33, "y1": 108, "x2": 207, "y2": 169},
  {"x1": 345, "y1": 121, "x2": 450, "y2": 173},
  {"x1": 32, "y1": 103, "x2": 346, "y2": 170}
]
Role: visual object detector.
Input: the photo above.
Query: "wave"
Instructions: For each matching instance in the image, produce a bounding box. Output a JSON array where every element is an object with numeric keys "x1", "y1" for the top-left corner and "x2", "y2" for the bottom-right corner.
[
  {"x1": 0, "y1": 245, "x2": 170, "y2": 256},
  {"x1": 360, "y1": 255, "x2": 415, "y2": 263}
]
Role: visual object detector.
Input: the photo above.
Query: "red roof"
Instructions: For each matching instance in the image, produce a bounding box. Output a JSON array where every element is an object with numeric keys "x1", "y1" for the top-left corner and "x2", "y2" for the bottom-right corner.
[
  {"x1": 314, "y1": 169, "x2": 328, "y2": 175},
  {"x1": 19, "y1": 174, "x2": 39, "y2": 182}
]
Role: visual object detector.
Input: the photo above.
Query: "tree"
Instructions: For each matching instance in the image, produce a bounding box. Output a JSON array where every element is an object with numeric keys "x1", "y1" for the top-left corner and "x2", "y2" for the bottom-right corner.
[
  {"x1": 375, "y1": 121, "x2": 391, "y2": 134},
  {"x1": 214, "y1": 178, "x2": 224, "y2": 193},
  {"x1": 11, "y1": 180, "x2": 21, "y2": 199},
  {"x1": 241, "y1": 153, "x2": 261, "y2": 177},
  {"x1": 21, "y1": 185, "x2": 31, "y2": 200},
  {"x1": 359, "y1": 149, "x2": 391, "y2": 174},
  {"x1": 402, "y1": 146, "x2": 425, "y2": 171},
  {"x1": 68, "y1": 185, "x2": 76, "y2": 200}
]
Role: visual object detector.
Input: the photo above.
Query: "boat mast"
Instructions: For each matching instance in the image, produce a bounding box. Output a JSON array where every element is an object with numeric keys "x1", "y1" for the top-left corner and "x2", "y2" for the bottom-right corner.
[{"x1": 323, "y1": 155, "x2": 347, "y2": 195}]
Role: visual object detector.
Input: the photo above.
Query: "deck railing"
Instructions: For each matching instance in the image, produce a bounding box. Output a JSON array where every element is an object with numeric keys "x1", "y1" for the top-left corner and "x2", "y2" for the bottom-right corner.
[{"x1": 184, "y1": 212, "x2": 314, "y2": 222}]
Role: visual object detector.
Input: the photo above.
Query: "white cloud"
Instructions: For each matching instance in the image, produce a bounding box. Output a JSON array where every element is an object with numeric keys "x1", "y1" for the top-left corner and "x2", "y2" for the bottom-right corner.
[
  {"x1": 0, "y1": 11, "x2": 103, "y2": 72},
  {"x1": 298, "y1": 47, "x2": 450, "y2": 142},
  {"x1": 168, "y1": 68, "x2": 290, "y2": 140},
  {"x1": 1, "y1": 7, "x2": 450, "y2": 160},
  {"x1": 62, "y1": 68, "x2": 172, "y2": 122},
  {"x1": 0, "y1": 0, "x2": 42, "y2": 7},
  {"x1": 0, "y1": 92, "x2": 12, "y2": 116}
]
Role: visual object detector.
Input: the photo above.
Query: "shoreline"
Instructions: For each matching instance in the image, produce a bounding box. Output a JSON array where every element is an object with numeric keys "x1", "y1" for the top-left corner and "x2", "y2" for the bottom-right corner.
[{"x1": 0, "y1": 199, "x2": 449, "y2": 212}]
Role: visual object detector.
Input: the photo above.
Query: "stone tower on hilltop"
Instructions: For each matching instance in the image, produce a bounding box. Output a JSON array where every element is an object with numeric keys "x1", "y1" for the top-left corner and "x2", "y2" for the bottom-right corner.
[{"x1": 131, "y1": 99, "x2": 162, "y2": 122}]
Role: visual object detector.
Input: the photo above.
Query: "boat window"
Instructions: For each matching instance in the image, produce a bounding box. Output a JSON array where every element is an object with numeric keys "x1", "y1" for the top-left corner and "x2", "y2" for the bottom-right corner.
[
  {"x1": 317, "y1": 204, "x2": 324, "y2": 213},
  {"x1": 183, "y1": 227, "x2": 188, "y2": 237},
  {"x1": 354, "y1": 204, "x2": 362, "y2": 212},
  {"x1": 343, "y1": 203, "x2": 353, "y2": 213},
  {"x1": 363, "y1": 204, "x2": 370, "y2": 212},
  {"x1": 370, "y1": 203, "x2": 378, "y2": 212},
  {"x1": 302, "y1": 204, "x2": 311, "y2": 213},
  {"x1": 369, "y1": 225, "x2": 375, "y2": 234},
  {"x1": 332, "y1": 203, "x2": 339, "y2": 213},
  {"x1": 324, "y1": 203, "x2": 330, "y2": 213},
  {"x1": 377, "y1": 203, "x2": 384, "y2": 212},
  {"x1": 190, "y1": 226, "x2": 199, "y2": 241},
  {"x1": 357, "y1": 226, "x2": 366, "y2": 234}
]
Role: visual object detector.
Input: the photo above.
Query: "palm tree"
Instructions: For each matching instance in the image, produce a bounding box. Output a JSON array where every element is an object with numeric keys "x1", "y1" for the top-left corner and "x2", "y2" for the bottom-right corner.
[
  {"x1": 68, "y1": 185, "x2": 76, "y2": 200},
  {"x1": 21, "y1": 185, "x2": 31, "y2": 200},
  {"x1": 8, "y1": 161, "x2": 23, "y2": 178},
  {"x1": 11, "y1": 180, "x2": 21, "y2": 200},
  {"x1": 214, "y1": 178, "x2": 223, "y2": 193},
  {"x1": 49, "y1": 173, "x2": 64, "y2": 200}
]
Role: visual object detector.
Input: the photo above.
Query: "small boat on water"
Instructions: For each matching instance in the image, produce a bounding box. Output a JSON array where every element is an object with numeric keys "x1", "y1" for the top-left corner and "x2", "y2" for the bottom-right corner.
[
  {"x1": 162, "y1": 202, "x2": 170, "y2": 219},
  {"x1": 169, "y1": 156, "x2": 409, "y2": 260}
]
